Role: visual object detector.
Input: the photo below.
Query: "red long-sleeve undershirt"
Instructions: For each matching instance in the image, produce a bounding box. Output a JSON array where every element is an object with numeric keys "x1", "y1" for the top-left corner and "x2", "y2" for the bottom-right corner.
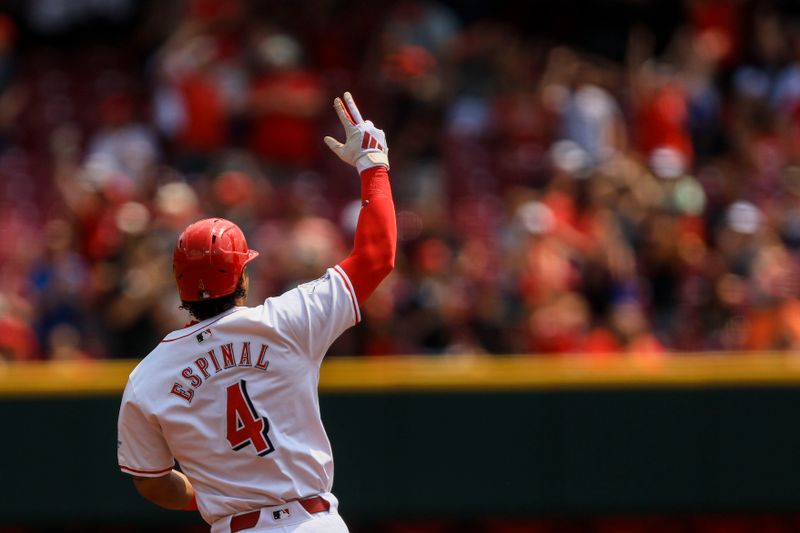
[{"x1": 338, "y1": 166, "x2": 396, "y2": 306}]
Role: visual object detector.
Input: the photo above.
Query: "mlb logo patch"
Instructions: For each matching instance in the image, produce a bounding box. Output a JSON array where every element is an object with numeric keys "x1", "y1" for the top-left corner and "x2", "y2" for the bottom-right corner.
[
  {"x1": 196, "y1": 328, "x2": 213, "y2": 343},
  {"x1": 272, "y1": 508, "x2": 291, "y2": 520}
]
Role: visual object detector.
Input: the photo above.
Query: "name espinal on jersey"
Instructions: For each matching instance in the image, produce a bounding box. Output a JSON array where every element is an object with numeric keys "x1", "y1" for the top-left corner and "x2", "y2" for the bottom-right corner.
[{"x1": 170, "y1": 340, "x2": 271, "y2": 403}]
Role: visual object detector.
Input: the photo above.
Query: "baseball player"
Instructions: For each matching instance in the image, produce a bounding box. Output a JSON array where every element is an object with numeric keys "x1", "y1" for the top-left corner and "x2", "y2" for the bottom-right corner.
[{"x1": 117, "y1": 92, "x2": 395, "y2": 533}]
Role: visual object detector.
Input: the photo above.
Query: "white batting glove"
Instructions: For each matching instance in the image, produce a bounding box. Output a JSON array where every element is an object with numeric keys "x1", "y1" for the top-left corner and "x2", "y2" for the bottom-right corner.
[{"x1": 324, "y1": 92, "x2": 390, "y2": 173}]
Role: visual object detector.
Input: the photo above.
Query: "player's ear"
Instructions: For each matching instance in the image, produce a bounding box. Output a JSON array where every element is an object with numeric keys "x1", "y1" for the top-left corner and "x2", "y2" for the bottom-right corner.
[{"x1": 238, "y1": 269, "x2": 250, "y2": 304}]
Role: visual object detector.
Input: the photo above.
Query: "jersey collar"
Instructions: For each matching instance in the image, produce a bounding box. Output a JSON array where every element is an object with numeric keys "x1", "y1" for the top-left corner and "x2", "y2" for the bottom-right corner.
[{"x1": 161, "y1": 307, "x2": 243, "y2": 343}]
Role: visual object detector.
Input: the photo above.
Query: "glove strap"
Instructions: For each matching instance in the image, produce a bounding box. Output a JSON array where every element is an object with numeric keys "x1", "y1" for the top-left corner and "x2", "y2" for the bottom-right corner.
[{"x1": 356, "y1": 152, "x2": 390, "y2": 173}]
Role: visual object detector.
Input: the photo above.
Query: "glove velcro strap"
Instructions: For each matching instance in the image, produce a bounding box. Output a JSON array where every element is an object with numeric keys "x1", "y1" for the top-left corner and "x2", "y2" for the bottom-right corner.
[{"x1": 356, "y1": 152, "x2": 390, "y2": 173}]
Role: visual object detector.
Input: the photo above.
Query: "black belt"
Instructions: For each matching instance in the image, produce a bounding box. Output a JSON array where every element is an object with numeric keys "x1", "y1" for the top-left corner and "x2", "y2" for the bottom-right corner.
[{"x1": 230, "y1": 496, "x2": 331, "y2": 532}]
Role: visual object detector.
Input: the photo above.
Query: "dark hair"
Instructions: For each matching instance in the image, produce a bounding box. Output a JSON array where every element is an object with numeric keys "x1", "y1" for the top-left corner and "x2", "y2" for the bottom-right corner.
[{"x1": 180, "y1": 275, "x2": 247, "y2": 321}]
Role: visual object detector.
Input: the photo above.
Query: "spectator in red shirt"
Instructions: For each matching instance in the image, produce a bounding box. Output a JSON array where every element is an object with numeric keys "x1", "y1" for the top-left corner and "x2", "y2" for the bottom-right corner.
[{"x1": 247, "y1": 28, "x2": 325, "y2": 170}]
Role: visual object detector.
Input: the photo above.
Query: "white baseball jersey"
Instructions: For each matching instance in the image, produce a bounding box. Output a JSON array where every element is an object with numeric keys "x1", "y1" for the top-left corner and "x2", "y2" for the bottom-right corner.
[{"x1": 117, "y1": 266, "x2": 360, "y2": 525}]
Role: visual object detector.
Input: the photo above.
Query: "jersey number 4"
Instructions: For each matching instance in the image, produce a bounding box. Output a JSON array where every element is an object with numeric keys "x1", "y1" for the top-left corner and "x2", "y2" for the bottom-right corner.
[{"x1": 226, "y1": 380, "x2": 275, "y2": 456}]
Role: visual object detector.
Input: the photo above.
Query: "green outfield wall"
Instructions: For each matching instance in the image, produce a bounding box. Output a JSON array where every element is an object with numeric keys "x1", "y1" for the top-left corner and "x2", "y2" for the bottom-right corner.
[{"x1": 1, "y1": 356, "x2": 800, "y2": 525}]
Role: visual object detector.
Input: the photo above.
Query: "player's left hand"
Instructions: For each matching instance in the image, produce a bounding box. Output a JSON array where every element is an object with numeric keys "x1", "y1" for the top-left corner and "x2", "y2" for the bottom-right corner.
[{"x1": 324, "y1": 92, "x2": 389, "y2": 173}]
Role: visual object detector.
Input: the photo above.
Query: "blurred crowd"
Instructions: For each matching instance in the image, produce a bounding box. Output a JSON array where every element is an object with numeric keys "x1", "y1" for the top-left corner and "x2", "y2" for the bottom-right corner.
[{"x1": 2, "y1": 0, "x2": 800, "y2": 361}]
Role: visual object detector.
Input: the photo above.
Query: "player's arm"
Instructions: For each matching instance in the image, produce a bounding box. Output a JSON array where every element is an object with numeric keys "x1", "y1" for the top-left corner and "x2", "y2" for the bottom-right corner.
[
  {"x1": 132, "y1": 469, "x2": 197, "y2": 511},
  {"x1": 324, "y1": 92, "x2": 396, "y2": 305},
  {"x1": 118, "y1": 382, "x2": 196, "y2": 512}
]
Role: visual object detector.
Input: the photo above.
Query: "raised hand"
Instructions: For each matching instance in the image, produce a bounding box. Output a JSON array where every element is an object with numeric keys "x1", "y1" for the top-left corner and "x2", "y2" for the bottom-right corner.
[{"x1": 323, "y1": 92, "x2": 389, "y2": 173}]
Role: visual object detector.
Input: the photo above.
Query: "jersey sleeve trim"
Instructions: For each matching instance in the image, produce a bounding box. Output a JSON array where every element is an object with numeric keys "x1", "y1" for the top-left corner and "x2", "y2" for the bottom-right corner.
[
  {"x1": 119, "y1": 464, "x2": 174, "y2": 476},
  {"x1": 333, "y1": 264, "x2": 361, "y2": 325},
  {"x1": 160, "y1": 308, "x2": 243, "y2": 343}
]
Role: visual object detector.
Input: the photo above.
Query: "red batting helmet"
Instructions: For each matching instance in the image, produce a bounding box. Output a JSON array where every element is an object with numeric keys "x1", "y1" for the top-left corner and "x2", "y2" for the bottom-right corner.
[{"x1": 173, "y1": 218, "x2": 259, "y2": 302}]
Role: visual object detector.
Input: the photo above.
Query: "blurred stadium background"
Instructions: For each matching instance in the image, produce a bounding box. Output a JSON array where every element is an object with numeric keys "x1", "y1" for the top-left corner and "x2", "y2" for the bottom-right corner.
[{"x1": 3, "y1": 0, "x2": 800, "y2": 531}]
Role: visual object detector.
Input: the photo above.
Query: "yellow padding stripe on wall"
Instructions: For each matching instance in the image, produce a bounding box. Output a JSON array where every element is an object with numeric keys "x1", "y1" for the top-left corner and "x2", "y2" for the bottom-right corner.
[{"x1": 2, "y1": 354, "x2": 800, "y2": 397}]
